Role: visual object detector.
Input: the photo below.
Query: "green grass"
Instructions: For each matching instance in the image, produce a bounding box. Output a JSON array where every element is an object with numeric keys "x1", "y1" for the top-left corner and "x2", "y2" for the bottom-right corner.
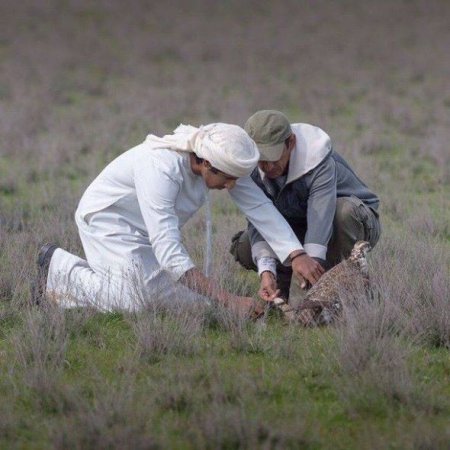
[{"x1": 0, "y1": 311, "x2": 448, "y2": 449}]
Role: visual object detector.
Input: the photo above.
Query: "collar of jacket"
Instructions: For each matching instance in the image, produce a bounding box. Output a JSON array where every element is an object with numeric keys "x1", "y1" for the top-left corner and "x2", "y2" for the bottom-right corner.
[{"x1": 258, "y1": 123, "x2": 332, "y2": 186}]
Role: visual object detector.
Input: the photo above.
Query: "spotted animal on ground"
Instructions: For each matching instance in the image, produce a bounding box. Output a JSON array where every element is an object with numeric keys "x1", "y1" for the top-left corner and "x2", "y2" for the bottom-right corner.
[{"x1": 276, "y1": 241, "x2": 372, "y2": 326}]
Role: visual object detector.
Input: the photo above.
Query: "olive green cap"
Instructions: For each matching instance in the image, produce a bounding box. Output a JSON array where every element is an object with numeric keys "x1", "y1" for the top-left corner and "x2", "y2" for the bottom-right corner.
[{"x1": 244, "y1": 110, "x2": 292, "y2": 161}]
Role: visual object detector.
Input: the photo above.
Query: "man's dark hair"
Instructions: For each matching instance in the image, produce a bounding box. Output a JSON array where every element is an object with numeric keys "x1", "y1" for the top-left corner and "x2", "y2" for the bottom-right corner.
[
  {"x1": 195, "y1": 155, "x2": 222, "y2": 174},
  {"x1": 284, "y1": 135, "x2": 292, "y2": 147}
]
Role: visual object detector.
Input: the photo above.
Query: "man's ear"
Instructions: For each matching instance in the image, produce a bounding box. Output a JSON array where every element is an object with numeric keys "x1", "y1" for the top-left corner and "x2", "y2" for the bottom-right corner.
[{"x1": 288, "y1": 134, "x2": 296, "y2": 151}]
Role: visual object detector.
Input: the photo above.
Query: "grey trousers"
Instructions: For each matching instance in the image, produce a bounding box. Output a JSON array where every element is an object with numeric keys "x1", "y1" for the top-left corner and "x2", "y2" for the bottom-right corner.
[{"x1": 230, "y1": 196, "x2": 381, "y2": 306}]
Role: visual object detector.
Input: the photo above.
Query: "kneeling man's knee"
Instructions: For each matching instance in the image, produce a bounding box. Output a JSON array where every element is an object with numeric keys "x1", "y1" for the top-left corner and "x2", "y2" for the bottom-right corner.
[{"x1": 229, "y1": 230, "x2": 256, "y2": 271}]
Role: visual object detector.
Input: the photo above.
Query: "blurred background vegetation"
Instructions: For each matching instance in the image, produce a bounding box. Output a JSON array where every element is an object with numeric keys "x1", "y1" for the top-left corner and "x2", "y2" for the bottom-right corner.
[{"x1": 0, "y1": 1, "x2": 449, "y2": 448}]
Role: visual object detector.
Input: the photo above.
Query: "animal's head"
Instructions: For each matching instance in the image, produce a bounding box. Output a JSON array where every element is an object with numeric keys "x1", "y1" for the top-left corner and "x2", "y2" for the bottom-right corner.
[{"x1": 349, "y1": 241, "x2": 371, "y2": 267}]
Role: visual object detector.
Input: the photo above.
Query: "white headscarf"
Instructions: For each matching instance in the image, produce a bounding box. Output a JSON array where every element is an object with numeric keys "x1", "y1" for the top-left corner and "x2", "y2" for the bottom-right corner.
[{"x1": 145, "y1": 123, "x2": 259, "y2": 178}]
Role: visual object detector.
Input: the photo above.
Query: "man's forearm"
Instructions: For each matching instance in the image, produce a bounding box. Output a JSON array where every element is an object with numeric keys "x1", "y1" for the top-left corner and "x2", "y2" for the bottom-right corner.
[
  {"x1": 304, "y1": 156, "x2": 337, "y2": 260},
  {"x1": 179, "y1": 267, "x2": 231, "y2": 306}
]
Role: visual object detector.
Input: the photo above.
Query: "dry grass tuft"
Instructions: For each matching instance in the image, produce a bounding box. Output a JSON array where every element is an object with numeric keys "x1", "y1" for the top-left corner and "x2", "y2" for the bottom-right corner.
[
  {"x1": 51, "y1": 378, "x2": 161, "y2": 450},
  {"x1": 130, "y1": 298, "x2": 205, "y2": 363}
]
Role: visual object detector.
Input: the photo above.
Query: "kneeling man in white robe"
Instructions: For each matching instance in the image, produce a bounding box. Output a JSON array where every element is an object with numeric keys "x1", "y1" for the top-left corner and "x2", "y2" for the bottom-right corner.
[{"x1": 34, "y1": 123, "x2": 323, "y2": 316}]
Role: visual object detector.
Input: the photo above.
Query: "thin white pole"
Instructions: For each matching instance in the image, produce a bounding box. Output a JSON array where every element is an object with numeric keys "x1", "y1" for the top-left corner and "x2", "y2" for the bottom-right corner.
[{"x1": 204, "y1": 191, "x2": 213, "y2": 277}]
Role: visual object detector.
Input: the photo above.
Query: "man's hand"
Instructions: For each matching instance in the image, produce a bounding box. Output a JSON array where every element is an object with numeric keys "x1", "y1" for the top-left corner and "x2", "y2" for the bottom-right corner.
[
  {"x1": 180, "y1": 268, "x2": 265, "y2": 319},
  {"x1": 290, "y1": 251, "x2": 325, "y2": 288},
  {"x1": 258, "y1": 271, "x2": 280, "y2": 302},
  {"x1": 229, "y1": 295, "x2": 265, "y2": 319}
]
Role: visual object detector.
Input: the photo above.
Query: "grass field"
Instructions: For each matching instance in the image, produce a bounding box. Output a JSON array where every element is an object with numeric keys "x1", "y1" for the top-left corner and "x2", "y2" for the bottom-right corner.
[{"x1": 0, "y1": 0, "x2": 449, "y2": 448}]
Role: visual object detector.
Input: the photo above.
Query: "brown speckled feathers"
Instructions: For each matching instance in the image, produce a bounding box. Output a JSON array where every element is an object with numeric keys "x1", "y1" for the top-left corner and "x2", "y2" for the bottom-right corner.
[{"x1": 295, "y1": 241, "x2": 371, "y2": 326}]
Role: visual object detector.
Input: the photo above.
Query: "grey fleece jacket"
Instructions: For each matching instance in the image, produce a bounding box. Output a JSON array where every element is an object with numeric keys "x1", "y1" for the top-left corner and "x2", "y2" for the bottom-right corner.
[{"x1": 248, "y1": 123, "x2": 379, "y2": 269}]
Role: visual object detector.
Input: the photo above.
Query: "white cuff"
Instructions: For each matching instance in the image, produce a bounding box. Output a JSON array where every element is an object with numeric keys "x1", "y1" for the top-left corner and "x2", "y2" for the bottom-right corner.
[
  {"x1": 257, "y1": 257, "x2": 277, "y2": 277},
  {"x1": 251, "y1": 241, "x2": 277, "y2": 263},
  {"x1": 304, "y1": 243, "x2": 327, "y2": 260}
]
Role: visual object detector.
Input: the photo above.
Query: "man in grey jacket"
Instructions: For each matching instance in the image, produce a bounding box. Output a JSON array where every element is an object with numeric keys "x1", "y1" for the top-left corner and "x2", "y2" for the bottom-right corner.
[{"x1": 230, "y1": 110, "x2": 381, "y2": 304}]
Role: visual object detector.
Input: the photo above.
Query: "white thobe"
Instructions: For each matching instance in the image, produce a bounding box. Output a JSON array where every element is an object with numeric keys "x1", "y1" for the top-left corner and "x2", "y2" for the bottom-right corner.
[{"x1": 47, "y1": 141, "x2": 301, "y2": 310}]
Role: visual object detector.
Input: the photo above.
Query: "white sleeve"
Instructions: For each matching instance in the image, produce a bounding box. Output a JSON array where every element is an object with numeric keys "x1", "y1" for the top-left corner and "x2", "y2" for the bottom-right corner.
[
  {"x1": 134, "y1": 162, "x2": 196, "y2": 280},
  {"x1": 228, "y1": 176, "x2": 303, "y2": 265},
  {"x1": 247, "y1": 222, "x2": 278, "y2": 261},
  {"x1": 257, "y1": 256, "x2": 277, "y2": 276}
]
